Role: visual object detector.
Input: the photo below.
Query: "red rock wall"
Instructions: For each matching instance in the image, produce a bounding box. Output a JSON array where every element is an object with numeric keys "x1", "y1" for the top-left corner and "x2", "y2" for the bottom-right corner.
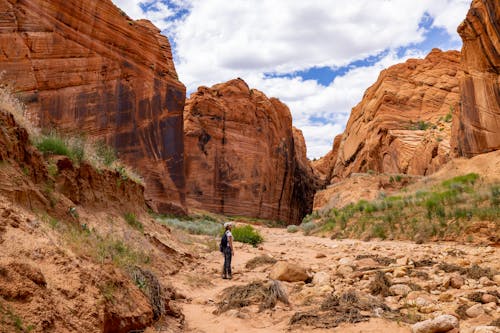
[
  {"x1": 330, "y1": 49, "x2": 461, "y2": 180},
  {"x1": 453, "y1": 0, "x2": 500, "y2": 157},
  {"x1": 0, "y1": 0, "x2": 186, "y2": 214},
  {"x1": 184, "y1": 79, "x2": 322, "y2": 224},
  {"x1": 311, "y1": 134, "x2": 341, "y2": 184}
]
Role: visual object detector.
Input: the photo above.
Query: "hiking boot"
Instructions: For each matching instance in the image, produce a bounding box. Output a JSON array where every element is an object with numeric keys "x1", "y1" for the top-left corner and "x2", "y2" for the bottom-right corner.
[
  {"x1": 222, "y1": 275, "x2": 227, "y2": 279},
  {"x1": 227, "y1": 275, "x2": 232, "y2": 280}
]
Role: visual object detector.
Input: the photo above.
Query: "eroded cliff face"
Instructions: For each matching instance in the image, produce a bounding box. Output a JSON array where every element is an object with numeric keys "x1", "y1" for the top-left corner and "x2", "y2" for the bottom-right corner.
[
  {"x1": 453, "y1": 0, "x2": 500, "y2": 157},
  {"x1": 184, "y1": 79, "x2": 322, "y2": 224},
  {"x1": 326, "y1": 49, "x2": 461, "y2": 181},
  {"x1": 0, "y1": 0, "x2": 186, "y2": 214},
  {"x1": 311, "y1": 134, "x2": 342, "y2": 183}
]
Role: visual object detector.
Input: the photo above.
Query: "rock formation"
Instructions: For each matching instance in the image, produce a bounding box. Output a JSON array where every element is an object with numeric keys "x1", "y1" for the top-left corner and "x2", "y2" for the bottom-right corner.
[
  {"x1": 319, "y1": 49, "x2": 461, "y2": 182},
  {"x1": 184, "y1": 79, "x2": 322, "y2": 224},
  {"x1": 311, "y1": 134, "x2": 342, "y2": 182},
  {"x1": 0, "y1": 0, "x2": 186, "y2": 214},
  {"x1": 453, "y1": 0, "x2": 500, "y2": 157}
]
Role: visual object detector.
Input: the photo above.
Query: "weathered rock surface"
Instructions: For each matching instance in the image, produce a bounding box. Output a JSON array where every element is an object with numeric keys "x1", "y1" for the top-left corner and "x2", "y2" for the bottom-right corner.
[
  {"x1": 269, "y1": 261, "x2": 309, "y2": 282},
  {"x1": 411, "y1": 314, "x2": 459, "y2": 333},
  {"x1": 311, "y1": 134, "x2": 341, "y2": 183},
  {"x1": 0, "y1": 0, "x2": 186, "y2": 214},
  {"x1": 184, "y1": 79, "x2": 322, "y2": 224},
  {"x1": 452, "y1": 0, "x2": 500, "y2": 157},
  {"x1": 320, "y1": 49, "x2": 460, "y2": 182}
]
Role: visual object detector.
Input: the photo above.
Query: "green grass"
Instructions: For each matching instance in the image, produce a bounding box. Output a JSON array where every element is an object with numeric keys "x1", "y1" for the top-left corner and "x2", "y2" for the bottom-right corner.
[
  {"x1": 304, "y1": 173, "x2": 499, "y2": 242},
  {"x1": 95, "y1": 140, "x2": 117, "y2": 167},
  {"x1": 231, "y1": 225, "x2": 263, "y2": 246},
  {"x1": 408, "y1": 120, "x2": 432, "y2": 130},
  {"x1": 33, "y1": 131, "x2": 86, "y2": 164},
  {"x1": 123, "y1": 212, "x2": 143, "y2": 232},
  {"x1": 156, "y1": 215, "x2": 223, "y2": 236}
]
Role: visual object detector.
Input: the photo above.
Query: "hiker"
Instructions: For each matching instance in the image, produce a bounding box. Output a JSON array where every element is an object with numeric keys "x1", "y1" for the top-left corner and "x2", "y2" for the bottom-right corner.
[{"x1": 221, "y1": 222, "x2": 234, "y2": 279}]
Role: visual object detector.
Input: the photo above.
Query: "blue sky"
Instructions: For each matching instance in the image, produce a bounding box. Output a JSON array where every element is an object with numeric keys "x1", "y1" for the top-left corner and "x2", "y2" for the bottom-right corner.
[{"x1": 112, "y1": 0, "x2": 470, "y2": 158}]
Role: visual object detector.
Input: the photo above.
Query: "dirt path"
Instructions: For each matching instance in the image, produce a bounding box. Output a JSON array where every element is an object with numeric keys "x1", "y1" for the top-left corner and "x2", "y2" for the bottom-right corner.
[{"x1": 170, "y1": 226, "x2": 500, "y2": 333}]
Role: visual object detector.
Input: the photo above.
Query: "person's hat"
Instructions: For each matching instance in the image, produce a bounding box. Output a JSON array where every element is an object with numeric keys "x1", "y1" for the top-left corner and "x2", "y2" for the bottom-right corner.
[{"x1": 224, "y1": 222, "x2": 233, "y2": 228}]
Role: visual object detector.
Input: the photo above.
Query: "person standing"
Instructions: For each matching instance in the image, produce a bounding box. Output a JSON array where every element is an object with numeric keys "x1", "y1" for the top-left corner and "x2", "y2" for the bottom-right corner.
[{"x1": 221, "y1": 222, "x2": 234, "y2": 279}]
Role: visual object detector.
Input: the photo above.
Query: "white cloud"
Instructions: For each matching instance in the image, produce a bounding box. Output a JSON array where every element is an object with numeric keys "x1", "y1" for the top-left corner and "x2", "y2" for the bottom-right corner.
[{"x1": 112, "y1": 0, "x2": 471, "y2": 158}]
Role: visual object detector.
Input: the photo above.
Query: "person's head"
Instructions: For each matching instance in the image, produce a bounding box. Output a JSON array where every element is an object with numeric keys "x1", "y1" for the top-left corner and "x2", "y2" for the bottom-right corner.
[{"x1": 224, "y1": 222, "x2": 233, "y2": 230}]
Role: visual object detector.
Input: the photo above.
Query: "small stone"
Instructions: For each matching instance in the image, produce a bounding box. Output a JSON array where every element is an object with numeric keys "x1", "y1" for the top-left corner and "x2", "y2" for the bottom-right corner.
[
  {"x1": 483, "y1": 302, "x2": 496, "y2": 314},
  {"x1": 394, "y1": 267, "x2": 407, "y2": 278},
  {"x1": 481, "y1": 293, "x2": 497, "y2": 304},
  {"x1": 473, "y1": 326, "x2": 500, "y2": 333},
  {"x1": 316, "y1": 253, "x2": 326, "y2": 259},
  {"x1": 396, "y1": 257, "x2": 409, "y2": 265},
  {"x1": 390, "y1": 284, "x2": 412, "y2": 296},
  {"x1": 411, "y1": 314, "x2": 459, "y2": 333},
  {"x1": 439, "y1": 293, "x2": 454, "y2": 302},
  {"x1": 336, "y1": 265, "x2": 354, "y2": 278},
  {"x1": 479, "y1": 277, "x2": 495, "y2": 286},
  {"x1": 338, "y1": 258, "x2": 353, "y2": 266},
  {"x1": 269, "y1": 262, "x2": 309, "y2": 282},
  {"x1": 450, "y1": 276, "x2": 464, "y2": 289},
  {"x1": 492, "y1": 275, "x2": 500, "y2": 284},
  {"x1": 312, "y1": 271, "x2": 331, "y2": 286},
  {"x1": 466, "y1": 304, "x2": 485, "y2": 318}
]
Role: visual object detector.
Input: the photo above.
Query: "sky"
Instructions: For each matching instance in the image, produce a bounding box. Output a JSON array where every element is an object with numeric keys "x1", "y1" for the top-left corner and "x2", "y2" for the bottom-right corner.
[{"x1": 112, "y1": 0, "x2": 471, "y2": 159}]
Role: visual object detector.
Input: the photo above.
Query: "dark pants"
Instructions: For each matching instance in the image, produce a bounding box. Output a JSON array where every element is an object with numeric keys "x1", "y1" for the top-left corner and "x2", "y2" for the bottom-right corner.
[{"x1": 223, "y1": 247, "x2": 232, "y2": 277}]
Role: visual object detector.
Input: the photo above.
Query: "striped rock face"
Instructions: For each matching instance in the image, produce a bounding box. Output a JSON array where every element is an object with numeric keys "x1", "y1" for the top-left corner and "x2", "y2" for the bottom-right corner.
[
  {"x1": 0, "y1": 0, "x2": 187, "y2": 214},
  {"x1": 326, "y1": 49, "x2": 461, "y2": 181},
  {"x1": 453, "y1": 0, "x2": 500, "y2": 157},
  {"x1": 184, "y1": 78, "x2": 322, "y2": 224}
]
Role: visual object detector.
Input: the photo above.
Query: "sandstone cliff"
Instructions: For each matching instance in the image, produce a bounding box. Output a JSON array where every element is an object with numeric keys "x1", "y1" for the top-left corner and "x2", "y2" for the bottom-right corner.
[
  {"x1": 320, "y1": 49, "x2": 461, "y2": 182},
  {"x1": 184, "y1": 79, "x2": 322, "y2": 224},
  {"x1": 311, "y1": 134, "x2": 342, "y2": 182},
  {"x1": 453, "y1": 0, "x2": 500, "y2": 157},
  {"x1": 0, "y1": 0, "x2": 186, "y2": 214}
]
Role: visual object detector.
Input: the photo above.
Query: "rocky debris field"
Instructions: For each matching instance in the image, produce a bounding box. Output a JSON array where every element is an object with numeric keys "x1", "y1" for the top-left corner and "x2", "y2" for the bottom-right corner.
[{"x1": 170, "y1": 226, "x2": 500, "y2": 333}]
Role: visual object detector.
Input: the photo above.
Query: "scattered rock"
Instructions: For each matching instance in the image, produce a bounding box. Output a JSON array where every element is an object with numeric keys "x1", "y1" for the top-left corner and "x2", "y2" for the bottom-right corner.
[
  {"x1": 411, "y1": 314, "x2": 459, "y2": 333},
  {"x1": 269, "y1": 262, "x2": 309, "y2": 282},
  {"x1": 439, "y1": 293, "x2": 454, "y2": 302},
  {"x1": 393, "y1": 267, "x2": 407, "y2": 278},
  {"x1": 338, "y1": 258, "x2": 353, "y2": 266},
  {"x1": 479, "y1": 277, "x2": 495, "y2": 287},
  {"x1": 481, "y1": 294, "x2": 498, "y2": 304},
  {"x1": 492, "y1": 275, "x2": 500, "y2": 284},
  {"x1": 390, "y1": 284, "x2": 412, "y2": 296},
  {"x1": 315, "y1": 253, "x2": 326, "y2": 259},
  {"x1": 312, "y1": 271, "x2": 331, "y2": 286},
  {"x1": 450, "y1": 276, "x2": 465, "y2": 289},
  {"x1": 466, "y1": 304, "x2": 485, "y2": 318},
  {"x1": 335, "y1": 265, "x2": 354, "y2": 279},
  {"x1": 483, "y1": 302, "x2": 496, "y2": 314}
]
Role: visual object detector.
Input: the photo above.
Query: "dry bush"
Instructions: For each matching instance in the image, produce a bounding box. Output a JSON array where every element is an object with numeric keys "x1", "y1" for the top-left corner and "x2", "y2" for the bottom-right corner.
[
  {"x1": 129, "y1": 266, "x2": 165, "y2": 320},
  {"x1": 215, "y1": 280, "x2": 289, "y2": 314},
  {"x1": 369, "y1": 271, "x2": 392, "y2": 296},
  {"x1": 245, "y1": 255, "x2": 277, "y2": 270}
]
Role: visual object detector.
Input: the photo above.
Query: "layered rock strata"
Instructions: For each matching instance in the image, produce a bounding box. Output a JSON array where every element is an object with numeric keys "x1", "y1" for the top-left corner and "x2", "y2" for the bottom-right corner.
[
  {"x1": 453, "y1": 0, "x2": 500, "y2": 157},
  {"x1": 184, "y1": 79, "x2": 322, "y2": 224},
  {"x1": 0, "y1": 0, "x2": 186, "y2": 213},
  {"x1": 322, "y1": 49, "x2": 461, "y2": 182}
]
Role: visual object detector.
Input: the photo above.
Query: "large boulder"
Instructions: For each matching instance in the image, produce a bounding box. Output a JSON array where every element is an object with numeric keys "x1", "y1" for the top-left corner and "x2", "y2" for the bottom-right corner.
[{"x1": 269, "y1": 262, "x2": 310, "y2": 282}]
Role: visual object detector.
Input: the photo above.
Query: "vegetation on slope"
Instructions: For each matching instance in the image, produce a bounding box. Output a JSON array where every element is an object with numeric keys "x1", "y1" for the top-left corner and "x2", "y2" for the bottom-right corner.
[{"x1": 302, "y1": 173, "x2": 499, "y2": 243}]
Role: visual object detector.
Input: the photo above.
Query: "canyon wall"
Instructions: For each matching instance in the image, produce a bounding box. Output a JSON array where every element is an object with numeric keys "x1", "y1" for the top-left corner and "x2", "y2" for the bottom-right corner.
[
  {"x1": 453, "y1": 0, "x2": 500, "y2": 157},
  {"x1": 184, "y1": 79, "x2": 322, "y2": 224},
  {"x1": 318, "y1": 49, "x2": 461, "y2": 183},
  {"x1": 0, "y1": 0, "x2": 186, "y2": 213}
]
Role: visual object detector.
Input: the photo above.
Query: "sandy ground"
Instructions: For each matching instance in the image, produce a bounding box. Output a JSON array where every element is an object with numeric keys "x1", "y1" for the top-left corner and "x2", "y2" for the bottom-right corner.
[{"x1": 170, "y1": 226, "x2": 500, "y2": 333}]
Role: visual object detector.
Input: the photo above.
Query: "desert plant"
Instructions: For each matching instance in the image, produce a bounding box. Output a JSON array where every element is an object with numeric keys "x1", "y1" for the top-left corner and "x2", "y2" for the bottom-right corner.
[
  {"x1": 287, "y1": 225, "x2": 299, "y2": 233},
  {"x1": 232, "y1": 225, "x2": 263, "y2": 246},
  {"x1": 123, "y1": 212, "x2": 144, "y2": 232}
]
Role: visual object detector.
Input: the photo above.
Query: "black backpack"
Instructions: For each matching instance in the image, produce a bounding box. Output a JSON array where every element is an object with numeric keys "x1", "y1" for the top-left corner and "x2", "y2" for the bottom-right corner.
[{"x1": 220, "y1": 232, "x2": 228, "y2": 252}]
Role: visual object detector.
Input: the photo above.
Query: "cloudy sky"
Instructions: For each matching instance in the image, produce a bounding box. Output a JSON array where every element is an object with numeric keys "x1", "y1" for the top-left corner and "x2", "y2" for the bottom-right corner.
[{"x1": 112, "y1": 0, "x2": 470, "y2": 159}]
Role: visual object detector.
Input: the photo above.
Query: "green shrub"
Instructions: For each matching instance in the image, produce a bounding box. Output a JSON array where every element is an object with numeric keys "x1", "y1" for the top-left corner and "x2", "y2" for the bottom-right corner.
[
  {"x1": 300, "y1": 221, "x2": 316, "y2": 235},
  {"x1": 287, "y1": 225, "x2": 299, "y2": 233},
  {"x1": 442, "y1": 173, "x2": 479, "y2": 188},
  {"x1": 156, "y1": 216, "x2": 222, "y2": 236},
  {"x1": 95, "y1": 140, "x2": 117, "y2": 166},
  {"x1": 123, "y1": 212, "x2": 143, "y2": 232},
  {"x1": 232, "y1": 225, "x2": 263, "y2": 246},
  {"x1": 35, "y1": 132, "x2": 70, "y2": 156}
]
